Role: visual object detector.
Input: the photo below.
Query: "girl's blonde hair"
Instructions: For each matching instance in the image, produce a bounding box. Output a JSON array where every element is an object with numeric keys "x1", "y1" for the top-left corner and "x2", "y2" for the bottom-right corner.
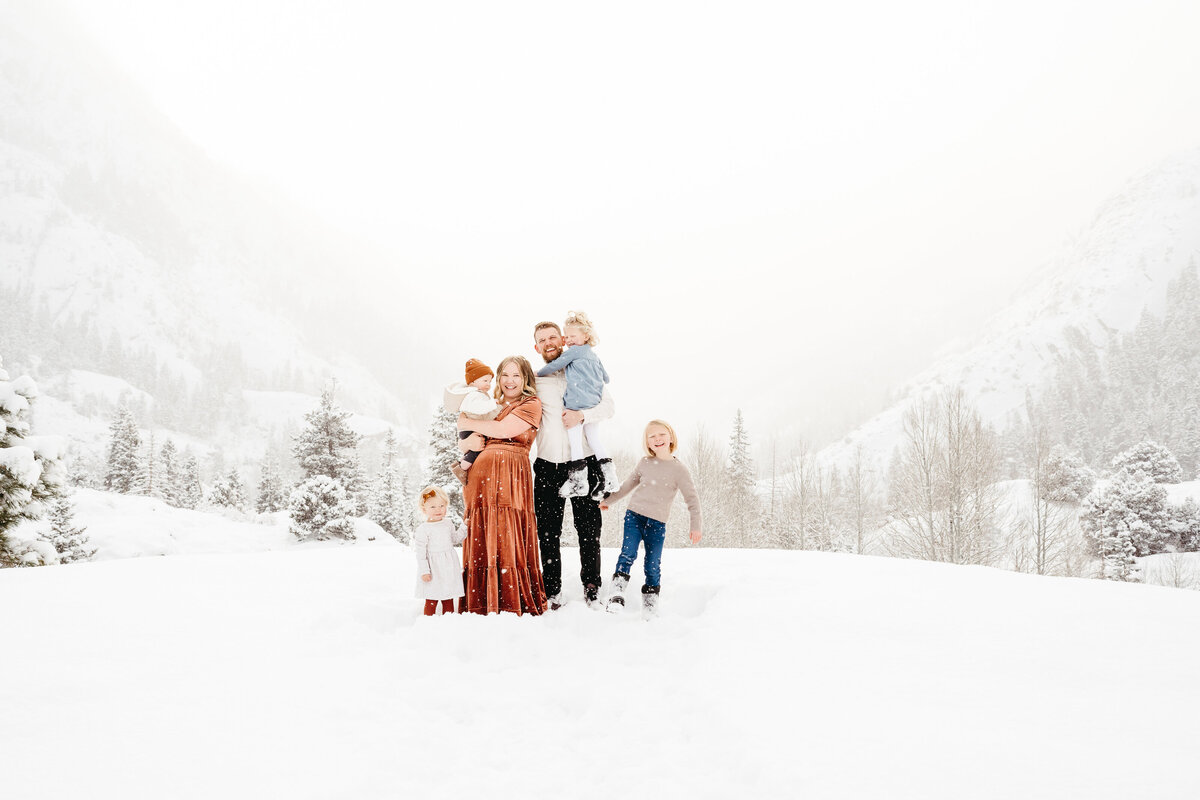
[
  {"x1": 564, "y1": 310, "x2": 599, "y2": 346},
  {"x1": 643, "y1": 419, "x2": 678, "y2": 458},
  {"x1": 418, "y1": 485, "x2": 448, "y2": 510},
  {"x1": 492, "y1": 355, "x2": 539, "y2": 402}
]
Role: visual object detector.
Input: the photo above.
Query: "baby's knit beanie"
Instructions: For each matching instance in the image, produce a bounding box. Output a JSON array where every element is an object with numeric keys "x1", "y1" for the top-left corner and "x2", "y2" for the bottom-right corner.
[{"x1": 465, "y1": 358, "x2": 493, "y2": 385}]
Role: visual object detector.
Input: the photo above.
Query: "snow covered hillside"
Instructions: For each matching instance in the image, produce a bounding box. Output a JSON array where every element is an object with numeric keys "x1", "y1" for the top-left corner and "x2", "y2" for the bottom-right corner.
[
  {"x1": 821, "y1": 148, "x2": 1200, "y2": 470},
  {"x1": 4, "y1": 545, "x2": 1198, "y2": 799},
  {"x1": 0, "y1": 4, "x2": 427, "y2": 467}
]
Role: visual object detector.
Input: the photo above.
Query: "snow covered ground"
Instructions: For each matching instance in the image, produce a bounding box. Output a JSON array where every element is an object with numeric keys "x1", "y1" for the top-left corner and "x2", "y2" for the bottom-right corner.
[{"x1": 5, "y1": 537, "x2": 1200, "y2": 799}]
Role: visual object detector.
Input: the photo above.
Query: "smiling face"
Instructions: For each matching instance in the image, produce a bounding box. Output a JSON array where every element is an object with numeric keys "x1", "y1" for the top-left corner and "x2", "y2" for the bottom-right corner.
[
  {"x1": 497, "y1": 360, "x2": 524, "y2": 400},
  {"x1": 470, "y1": 374, "x2": 493, "y2": 394},
  {"x1": 422, "y1": 495, "x2": 448, "y2": 522},
  {"x1": 645, "y1": 423, "x2": 675, "y2": 458},
  {"x1": 563, "y1": 325, "x2": 588, "y2": 347},
  {"x1": 534, "y1": 325, "x2": 564, "y2": 364}
]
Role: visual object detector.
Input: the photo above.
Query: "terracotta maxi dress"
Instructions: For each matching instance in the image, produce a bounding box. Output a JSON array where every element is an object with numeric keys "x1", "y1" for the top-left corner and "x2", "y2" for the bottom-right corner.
[{"x1": 461, "y1": 396, "x2": 548, "y2": 615}]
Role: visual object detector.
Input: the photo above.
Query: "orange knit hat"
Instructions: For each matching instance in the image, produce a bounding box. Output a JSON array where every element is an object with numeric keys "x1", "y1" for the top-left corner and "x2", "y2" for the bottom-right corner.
[{"x1": 465, "y1": 358, "x2": 493, "y2": 385}]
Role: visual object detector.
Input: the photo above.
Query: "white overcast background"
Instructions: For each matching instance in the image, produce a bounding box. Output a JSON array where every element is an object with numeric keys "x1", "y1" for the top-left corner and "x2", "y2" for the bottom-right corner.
[{"x1": 53, "y1": 0, "x2": 1200, "y2": 453}]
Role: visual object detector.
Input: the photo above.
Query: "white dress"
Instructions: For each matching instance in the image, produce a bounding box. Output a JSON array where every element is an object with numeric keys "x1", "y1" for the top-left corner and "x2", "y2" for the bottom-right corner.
[{"x1": 413, "y1": 519, "x2": 467, "y2": 601}]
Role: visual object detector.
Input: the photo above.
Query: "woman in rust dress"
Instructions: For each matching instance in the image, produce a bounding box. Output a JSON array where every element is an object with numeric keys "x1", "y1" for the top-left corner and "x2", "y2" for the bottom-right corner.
[{"x1": 457, "y1": 355, "x2": 548, "y2": 615}]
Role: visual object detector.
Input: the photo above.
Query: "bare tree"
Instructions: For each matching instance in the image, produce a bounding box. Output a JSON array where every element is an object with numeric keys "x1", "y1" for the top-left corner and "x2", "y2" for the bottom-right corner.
[
  {"x1": 887, "y1": 388, "x2": 1003, "y2": 565},
  {"x1": 846, "y1": 444, "x2": 881, "y2": 554},
  {"x1": 780, "y1": 439, "x2": 814, "y2": 550},
  {"x1": 1142, "y1": 553, "x2": 1200, "y2": 590},
  {"x1": 1020, "y1": 422, "x2": 1085, "y2": 576},
  {"x1": 685, "y1": 425, "x2": 728, "y2": 547}
]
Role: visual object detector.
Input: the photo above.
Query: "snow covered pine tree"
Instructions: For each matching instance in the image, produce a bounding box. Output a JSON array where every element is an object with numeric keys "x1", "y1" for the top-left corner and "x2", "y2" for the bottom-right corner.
[
  {"x1": 103, "y1": 405, "x2": 141, "y2": 494},
  {"x1": 1, "y1": 356, "x2": 65, "y2": 566},
  {"x1": 288, "y1": 386, "x2": 361, "y2": 541}
]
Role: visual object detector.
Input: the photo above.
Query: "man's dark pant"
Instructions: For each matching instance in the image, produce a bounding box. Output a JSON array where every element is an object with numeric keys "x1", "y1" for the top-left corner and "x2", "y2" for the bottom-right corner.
[{"x1": 533, "y1": 456, "x2": 604, "y2": 597}]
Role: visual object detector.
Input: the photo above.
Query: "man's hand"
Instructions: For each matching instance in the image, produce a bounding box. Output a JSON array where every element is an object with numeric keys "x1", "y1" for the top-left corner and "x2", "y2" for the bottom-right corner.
[
  {"x1": 421, "y1": 574, "x2": 432, "y2": 582},
  {"x1": 458, "y1": 433, "x2": 484, "y2": 453},
  {"x1": 689, "y1": 531, "x2": 702, "y2": 544},
  {"x1": 563, "y1": 409, "x2": 584, "y2": 429}
]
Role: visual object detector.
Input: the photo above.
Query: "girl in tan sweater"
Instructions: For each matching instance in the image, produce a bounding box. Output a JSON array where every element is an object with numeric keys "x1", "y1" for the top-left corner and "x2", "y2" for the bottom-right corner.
[{"x1": 600, "y1": 419, "x2": 702, "y2": 616}]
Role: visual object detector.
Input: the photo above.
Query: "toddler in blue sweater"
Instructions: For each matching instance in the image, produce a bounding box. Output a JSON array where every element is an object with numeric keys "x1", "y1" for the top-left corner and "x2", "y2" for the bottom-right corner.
[{"x1": 536, "y1": 310, "x2": 618, "y2": 497}]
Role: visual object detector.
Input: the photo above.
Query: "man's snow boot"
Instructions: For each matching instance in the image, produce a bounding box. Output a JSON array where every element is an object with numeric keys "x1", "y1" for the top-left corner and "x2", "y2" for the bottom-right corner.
[
  {"x1": 547, "y1": 592, "x2": 564, "y2": 611},
  {"x1": 584, "y1": 582, "x2": 600, "y2": 609},
  {"x1": 641, "y1": 584, "x2": 660, "y2": 619},
  {"x1": 606, "y1": 572, "x2": 630, "y2": 613},
  {"x1": 558, "y1": 460, "x2": 590, "y2": 498}
]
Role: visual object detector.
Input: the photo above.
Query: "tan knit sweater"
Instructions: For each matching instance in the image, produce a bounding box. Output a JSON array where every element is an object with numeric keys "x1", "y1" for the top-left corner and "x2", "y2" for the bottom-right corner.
[{"x1": 606, "y1": 456, "x2": 702, "y2": 532}]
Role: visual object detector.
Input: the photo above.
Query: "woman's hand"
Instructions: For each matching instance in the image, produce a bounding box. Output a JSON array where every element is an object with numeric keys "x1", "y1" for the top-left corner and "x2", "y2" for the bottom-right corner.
[
  {"x1": 422, "y1": 573, "x2": 432, "y2": 582},
  {"x1": 689, "y1": 530, "x2": 702, "y2": 544}
]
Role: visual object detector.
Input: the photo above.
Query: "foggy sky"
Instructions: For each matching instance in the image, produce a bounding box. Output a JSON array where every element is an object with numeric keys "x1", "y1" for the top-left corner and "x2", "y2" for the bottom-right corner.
[{"x1": 54, "y1": 0, "x2": 1200, "y2": 455}]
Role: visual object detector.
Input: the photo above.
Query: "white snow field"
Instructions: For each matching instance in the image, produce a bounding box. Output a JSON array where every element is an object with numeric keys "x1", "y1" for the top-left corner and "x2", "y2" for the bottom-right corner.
[{"x1": 5, "y1": 544, "x2": 1200, "y2": 800}]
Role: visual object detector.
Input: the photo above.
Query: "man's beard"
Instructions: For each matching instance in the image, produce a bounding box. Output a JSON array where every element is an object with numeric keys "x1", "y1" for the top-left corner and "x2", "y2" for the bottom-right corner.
[{"x1": 540, "y1": 345, "x2": 561, "y2": 364}]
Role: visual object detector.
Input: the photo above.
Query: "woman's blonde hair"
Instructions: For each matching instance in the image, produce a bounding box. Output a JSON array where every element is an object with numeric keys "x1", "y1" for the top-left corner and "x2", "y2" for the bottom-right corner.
[
  {"x1": 492, "y1": 355, "x2": 539, "y2": 402},
  {"x1": 563, "y1": 310, "x2": 599, "y2": 346},
  {"x1": 418, "y1": 485, "x2": 448, "y2": 510},
  {"x1": 643, "y1": 419, "x2": 678, "y2": 458}
]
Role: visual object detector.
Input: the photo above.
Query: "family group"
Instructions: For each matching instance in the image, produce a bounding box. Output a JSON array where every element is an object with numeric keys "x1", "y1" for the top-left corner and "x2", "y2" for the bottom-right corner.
[{"x1": 412, "y1": 312, "x2": 702, "y2": 618}]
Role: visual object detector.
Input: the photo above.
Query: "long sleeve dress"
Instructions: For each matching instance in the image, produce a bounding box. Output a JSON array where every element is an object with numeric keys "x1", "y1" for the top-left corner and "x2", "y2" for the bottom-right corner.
[
  {"x1": 460, "y1": 396, "x2": 548, "y2": 615},
  {"x1": 413, "y1": 519, "x2": 467, "y2": 601}
]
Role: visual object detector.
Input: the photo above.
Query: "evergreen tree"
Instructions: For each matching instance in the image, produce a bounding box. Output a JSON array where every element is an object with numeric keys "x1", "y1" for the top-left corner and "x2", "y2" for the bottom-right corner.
[
  {"x1": 288, "y1": 386, "x2": 364, "y2": 538},
  {"x1": 1168, "y1": 497, "x2": 1200, "y2": 553},
  {"x1": 158, "y1": 439, "x2": 182, "y2": 507},
  {"x1": 288, "y1": 475, "x2": 357, "y2": 542},
  {"x1": 42, "y1": 491, "x2": 96, "y2": 564},
  {"x1": 178, "y1": 454, "x2": 204, "y2": 510},
  {"x1": 346, "y1": 451, "x2": 369, "y2": 517},
  {"x1": 207, "y1": 467, "x2": 247, "y2": 510},
  {"x1": 724, "y1": 409, "x2": 763, "y2": 546},
  {"x1": 1, "y1": 356, "x2": 63, "y2": 564},
  {"x1": 370, "y1": 429, "x2": 412, "y2": 543},
  {"x1": 256, "y1": 456, "x2": 286, "y2": 513},
  {"x1": 138, "y1": 430, "x2": 157, "y2": 497},
  {"x1": 1081, "y1": 469, "x2": 1172, "y2": 580},
  {"x1": 1110, "y1": 441, "x2": 1184, "y2": 484},
  {"x1": 1043, "y1": 447, "x2": 1096, "y2": 503},
  {"x1": 421, "y1": 406, "x2": 464, "y2": 525},
  {"x1": 104, "y1": 405, "x2": 141, "y2": 494},
  {"x1": 291, "y1": 386, "x2": 361, "y2": 483}
]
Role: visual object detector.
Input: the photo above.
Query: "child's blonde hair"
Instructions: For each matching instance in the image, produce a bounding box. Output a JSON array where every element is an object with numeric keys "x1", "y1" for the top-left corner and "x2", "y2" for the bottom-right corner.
[
  {"x1": 418, "y1": 485, "x2": 448, "y2": 510},
  {"x1": 563, "y1": 310, "x2": 599, "y2": 346},
  {"x1": 643, "y1": 419, "x2": 678, "y2": 458}
]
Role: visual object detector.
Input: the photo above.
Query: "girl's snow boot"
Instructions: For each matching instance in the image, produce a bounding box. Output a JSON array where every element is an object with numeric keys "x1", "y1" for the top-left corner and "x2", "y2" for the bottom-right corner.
[
  {"x1": 606, "y1": 572, "x2": 630, "y2": 612},
  {"x1": 641, "y1": 584, "x2": 660, "y2": 619}
]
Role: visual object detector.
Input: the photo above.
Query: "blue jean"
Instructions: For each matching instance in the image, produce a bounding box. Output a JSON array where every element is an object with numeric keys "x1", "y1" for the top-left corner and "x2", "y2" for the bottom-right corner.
[{"x1": 615, "y1": 510, "x2": 666, "y2": 588}]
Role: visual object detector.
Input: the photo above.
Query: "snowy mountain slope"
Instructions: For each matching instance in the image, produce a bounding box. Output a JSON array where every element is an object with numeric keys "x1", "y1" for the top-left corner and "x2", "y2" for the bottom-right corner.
[
  {"x1": 820, "y1": 148, "x2": 1200, "y2": 470},
  {"x1": 3, "y1": 545, "x2": 1199, "y2": 798},
  {"x1": 0, "y1": 3, "x2": 426, "y2": 461}
]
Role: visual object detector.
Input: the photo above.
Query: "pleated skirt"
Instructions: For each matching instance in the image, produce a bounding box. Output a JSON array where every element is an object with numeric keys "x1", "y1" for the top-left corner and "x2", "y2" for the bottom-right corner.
[{"x1": 461, "y1": 443, "x2": 547, "y2": 615}]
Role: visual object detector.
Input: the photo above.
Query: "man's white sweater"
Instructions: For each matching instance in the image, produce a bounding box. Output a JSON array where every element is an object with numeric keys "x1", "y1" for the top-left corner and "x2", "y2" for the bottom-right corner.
[{"x1": 533, "y1": 372, "x2": 615, "y2": 464}]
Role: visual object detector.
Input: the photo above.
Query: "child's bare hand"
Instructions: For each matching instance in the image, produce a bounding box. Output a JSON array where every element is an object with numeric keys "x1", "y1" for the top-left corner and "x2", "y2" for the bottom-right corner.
[
  {"x1": 422, "y1": 574, "x2": 432, "y2": 582},
  {"x1": 689, "y1": 531, "x2": 701, "y2": 544},
  {"x1": 599, "y1": 503, "x2": 609, "y2": 511}
]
